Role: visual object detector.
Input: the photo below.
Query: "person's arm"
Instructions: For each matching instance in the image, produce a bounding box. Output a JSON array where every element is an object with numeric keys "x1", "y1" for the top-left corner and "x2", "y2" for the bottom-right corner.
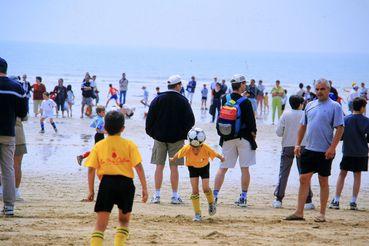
[
  {"x1": 243, "y1": 100, "x2": 257, "y2": 137},
  {"x1": 215, "y1": 152, "x2": 225, "y2": 162},
  {"x1": 294, "y1": 125, "x2": 306, "y2": 157},
  {"x1": 325, "y1": 126, "x2": 344, "y2": 159},
  {"x1": 145, "y1": 97, "x2": 158, "y2": 137},
  {"x1": 169, "y1": 152, "x2": 180, "y2": 163},
  {"x1": 276, "y1": 114, "x2": 285, "y2": 137},
  {"x1": 86, "y1": 167, "x2": 96, "y2": 202},
  {"x1": 183, "y1": 101, "x2": 195, "y2": 132},
  {"x1": 134, "y1": 164, "x2": 148, "y2": 203}
]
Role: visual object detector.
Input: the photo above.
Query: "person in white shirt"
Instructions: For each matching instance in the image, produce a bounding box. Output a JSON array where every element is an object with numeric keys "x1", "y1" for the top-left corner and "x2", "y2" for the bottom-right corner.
[
  {"x1": 273, "y1": 95, "x2": 314, "y2": 209},
  {"x1": 39, "y1": 92, "x2": 58, "y2": 133},
  {"x1": 348, "y1": 85, "x2": 360, "y2": 113}
]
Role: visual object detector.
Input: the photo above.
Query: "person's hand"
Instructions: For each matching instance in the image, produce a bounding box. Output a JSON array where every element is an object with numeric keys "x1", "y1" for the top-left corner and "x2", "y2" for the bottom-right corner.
[
  {"x1": 325, "y1": 146, "x2": 336, "y2": 160},
  {"x1": 142, "y1": 188, "x2": 148, "y2": 203},
  {"x1": 84, "y1": 191, "x2": 94, "y2": 202},
  {"x1": 219, "y1": 155, "x2": 225, "y2": 162},
  {"x1": 169, "y1": 157, "x2": 175, "y2": 163},
  {"x1": 294, "y1": 146, "x2": 301, "y2": 157}
]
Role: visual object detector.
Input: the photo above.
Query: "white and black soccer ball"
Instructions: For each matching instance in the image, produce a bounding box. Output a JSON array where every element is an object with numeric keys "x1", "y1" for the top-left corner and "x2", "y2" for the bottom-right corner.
[{"x1": 188, "y1": 128, "x2": 206, "y2": 147}]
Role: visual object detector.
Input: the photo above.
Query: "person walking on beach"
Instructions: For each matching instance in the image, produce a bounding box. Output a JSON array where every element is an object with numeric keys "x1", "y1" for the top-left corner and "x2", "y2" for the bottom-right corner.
[
  {"x1": 91, "y1": 75, "x2": 99, "y2": 104},
  {"x1": 211, "y1": 77, "x2": 217, "y2": 90},
  {"x1": 0, "y1": 57, "x2": 28, "y2": 216},
  {"x1": 213, "y1": 74, "x2": 257, "y2": 207},
  {"x1": 246, "y1": 79, "x2": 259, "y2": 114},
  {"x1": 303, "y1": 85, "x2": 316, "y2": 104},
  {"x1": 31, "y1": 76, "x2": 46, "y2": 117},
  {"x1": 281, "y1": 89, "x2": 288, "y2": 112},
  {"x1": 81, "y1": 77, "x2": 94, "y2": 118},
  {"x1": 348, "y1": 85, "x2": 360, "y2": 113},
  {"x1": 105, "y1": 84, "x2": 119, "y2": 108},
  {"x1": 186, "y1": 76, "x2": 197, "y2": 105},
  {"x1": 286, "y1": 78, "x2": 344, "y2": 222},
  {"x1": 53, "y1": 78, "x2": 67, "y2": 118},
  {"x1": 210, "y1": 82, "x2": 223, "y2": 123},
  {"x1": 271, "y1": 80, "x2": 285, "y2": 124},
  {"x1": 329, "y1": 97, "x2": 368, "y2": 210},
  {"x1": 119, "y1": 73, "x2": 128, "y2": 105},
  {"x1": 256, "y1": 80, "x2": 265, "y2": 113},
  {"x1": 273, "y1": 95, "x2": 314, "y2": 209},
  {"x1": 329, "y1": 80, "x2": 339, "y2": 102},
  {"x1": 21, "y1": 74, "x2": 31, "y2": 113},
  {"x1": 221, "y1": 79, "x2": 228, "y2": 94},
  {"x1": 66, "y1": 85, "x2": 75, "y2": 117},
  {"x1": 146, "y1": 75, "x2": 195, "y2": 204},
  {"x1": 359, "y1": 82, "x2": 368, "y2": 100},
  {"x1": 201, "y1": 84, "x2": 208, "y2": 110},
  {"x1": 296, "y1": 83, "x2": 305, "y2": 97}
]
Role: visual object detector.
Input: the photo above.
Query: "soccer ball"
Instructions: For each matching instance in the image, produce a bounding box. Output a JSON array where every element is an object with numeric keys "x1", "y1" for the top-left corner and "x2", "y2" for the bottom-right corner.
[{"x1": 188, "y1": 128, "x2": 206, "y2": 147}]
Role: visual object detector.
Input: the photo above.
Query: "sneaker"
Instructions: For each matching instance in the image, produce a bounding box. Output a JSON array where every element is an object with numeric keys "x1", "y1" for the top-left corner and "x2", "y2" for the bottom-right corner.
[
  {"x1": 76, "y1": 155, "x2": 83, "y2": 166},
  {"x1": 54, "y1": 128, "x2": 58, "y2": 133},
  {"x1": 171, "y1": 196, "x2": 183, "y2": 205},
  {"x1": 304, "y1": 202, "x2": 315, "y2": 210},
  {"x1": 329, "y1": 199, "x2": 340, "y2": 209},
  {"x1": 208, "y1": 202, "x2": 216, "y2": 216},
  {"x1": 349, "y1": 202, "x2": 358, "y2": 211},
  {"x1": 150, "y1": 195, "x2": 160, "y2": 204},
  {"x1": 2, "y1": 206, "x2": 14, "y2": 217},
  {"x1": 193, "y1": 213, "x2": 202, "y2": 222},
  {"x1": 235, "y1": 196, "x2": 247, "y2": 207},
  {"x1": 272, "y1": 200, "x2": 282, "y2": 208},
  {"x1": 39, "y1": 129, "x2": 45, "y2": 134},
  {"x1": 15, "y1": 190, "x2": 24, "y2": 202}
]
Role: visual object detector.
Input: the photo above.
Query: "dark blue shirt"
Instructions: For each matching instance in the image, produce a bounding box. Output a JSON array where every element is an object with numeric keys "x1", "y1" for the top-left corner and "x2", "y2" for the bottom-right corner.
[
  {"x1": 186, "y1": 80, "x2": 196, "y2": 93},
  {"x1": 342, "y1": 114, "x2": 369, "y2": 157}
]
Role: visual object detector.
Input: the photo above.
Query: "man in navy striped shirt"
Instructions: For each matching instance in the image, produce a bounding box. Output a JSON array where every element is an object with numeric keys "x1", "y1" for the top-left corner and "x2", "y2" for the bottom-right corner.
[{"x1": 0, "y1": 57, "x2": 27, "y2": 216}]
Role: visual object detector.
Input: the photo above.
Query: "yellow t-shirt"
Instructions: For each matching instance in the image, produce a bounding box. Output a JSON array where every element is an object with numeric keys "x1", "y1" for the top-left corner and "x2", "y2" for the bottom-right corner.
[
  {"x1": 177, "y1": 143, "x2": 218, "y2": 168},
  {"x1": 84, "y1": 135, "x2": 142, "y2": 179},
  {"x1": 271, "y1": 86, "x2": 284, "y2": 97}
]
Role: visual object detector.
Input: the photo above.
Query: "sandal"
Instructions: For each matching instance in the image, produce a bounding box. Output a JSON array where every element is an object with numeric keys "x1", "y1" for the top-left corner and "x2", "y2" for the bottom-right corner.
[
  {"x1": 314, "y1": 215, "x2": 326, "y2": 223},
  {"x1": 284, "y1": 214, "x2": 305, "y2": 221}
]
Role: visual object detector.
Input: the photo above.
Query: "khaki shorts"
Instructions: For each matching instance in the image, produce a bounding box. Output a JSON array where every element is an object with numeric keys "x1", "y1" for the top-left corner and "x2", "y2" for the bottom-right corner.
[
  {"x1": 220, "y1": 138, "x2": 256, "y2": 168},
  {"x1": 151, "y1": 140, "x2": 184, "y2": 166},
  {"x1": 15, "y1": 144, "x2": 27, "y2": 156},
  {"x1": 33, "y1": 100, "x2": 42, "y2": 114}
]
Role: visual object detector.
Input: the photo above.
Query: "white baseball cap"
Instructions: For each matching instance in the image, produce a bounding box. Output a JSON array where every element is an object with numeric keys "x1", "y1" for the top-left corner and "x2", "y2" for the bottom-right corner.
[
  {"x1": 167, "y1": 75, "x2": 182, "y2": 85},
  {"x1": 231, "y1": 74, "x2": 246, "y2": 83}
]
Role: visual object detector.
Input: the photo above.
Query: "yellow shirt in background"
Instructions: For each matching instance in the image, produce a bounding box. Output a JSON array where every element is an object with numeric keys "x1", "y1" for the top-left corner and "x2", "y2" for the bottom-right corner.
[
  {"x1": 177, "y1": 143, "x2": 218, "y2": 168},
  {"x1": 85, "y1": 135, "x2": 142, "y2": 179}
]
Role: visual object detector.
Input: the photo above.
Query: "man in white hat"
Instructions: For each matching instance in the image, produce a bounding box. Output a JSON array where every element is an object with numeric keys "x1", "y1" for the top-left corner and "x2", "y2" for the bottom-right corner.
[
  {"x1": 146, "y1": 75, "x2": 195, "y2": 204},
  {"x1": 213, "y1": 74, "x2": 257, "y2": 207}
]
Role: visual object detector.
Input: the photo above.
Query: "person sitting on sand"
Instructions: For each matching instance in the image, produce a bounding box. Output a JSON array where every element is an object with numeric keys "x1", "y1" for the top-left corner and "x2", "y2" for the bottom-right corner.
[
  {"x1": 285, "y1": 78, "x2": 344, "y2": 223},
  {"x1": 170, "y1": 128, "x2": 224, "y2": 221},
  {"x1": 273, "y1": 95, "x2": 314, "y2": 209},
  {"x1": 84, "y1": 110, "x2": 148, "y2": 246},
  {"x1": 329, "y1": 97, "x2": 369, "y2": 211}
]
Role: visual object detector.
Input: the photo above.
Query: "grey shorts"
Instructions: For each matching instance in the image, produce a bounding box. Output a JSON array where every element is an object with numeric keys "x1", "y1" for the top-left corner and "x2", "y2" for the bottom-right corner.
[
  {"x1": 15, "y1": 144, "x2": 27, "y2": 156},
  {"x1": 151, "y1": 140, "x2": 184, "y2": 166},
  {"x1": 82, "y1": 97, "x2": 93, "y2": 106}
]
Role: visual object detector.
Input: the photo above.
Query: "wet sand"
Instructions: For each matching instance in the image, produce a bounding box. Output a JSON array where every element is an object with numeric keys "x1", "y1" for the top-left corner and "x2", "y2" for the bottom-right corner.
[{"x1": 1, "y1": 97, "x2": 369, "y2": 245}]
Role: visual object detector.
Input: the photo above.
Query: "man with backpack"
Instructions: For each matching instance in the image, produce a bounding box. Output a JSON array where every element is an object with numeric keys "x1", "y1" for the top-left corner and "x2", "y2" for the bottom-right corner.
[{"x1": 213, "y1": 74, "x2": 257, "y2": 207}]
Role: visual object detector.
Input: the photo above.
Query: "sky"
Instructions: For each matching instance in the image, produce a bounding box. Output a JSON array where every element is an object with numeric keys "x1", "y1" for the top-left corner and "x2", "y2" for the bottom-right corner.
[{"x1": 1, "y1": 0, "x2": 369, "y2": 53}]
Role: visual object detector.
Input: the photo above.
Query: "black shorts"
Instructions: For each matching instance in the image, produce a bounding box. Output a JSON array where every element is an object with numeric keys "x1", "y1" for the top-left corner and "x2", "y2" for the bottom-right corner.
[
  {"x1": 94, "y1": 175, "x2": 135, "y2": 213},
  {"x1": 188, "y1": 164, "x2": 210, "y2": 179},
  {"x1": 340, "y1": 156, "x2": 368, "y2": 172},
  {"x1": 202, "y1": 97, "x2": 207, "y2": 100},
  {"x1": 56, "y1": 102, "x2": 65, "y2": 111},
  {"x1": 300, "y1": 149, "x2": 333, "y2": 177},
  {"x1": 94, "y1": 133, "x2": 104, "y2": 144}
]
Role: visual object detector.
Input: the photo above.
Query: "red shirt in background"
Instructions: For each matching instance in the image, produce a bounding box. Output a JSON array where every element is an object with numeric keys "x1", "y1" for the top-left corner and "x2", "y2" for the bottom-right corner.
[{"x1": 32, "y1": 83, "x2": 46, "y2": 100}]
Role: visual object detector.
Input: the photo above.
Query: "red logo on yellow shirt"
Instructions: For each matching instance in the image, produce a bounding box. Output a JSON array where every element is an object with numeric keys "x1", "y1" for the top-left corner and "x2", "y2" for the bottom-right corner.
[{"x1": 112, "y1": 152, "x2": 117, "y2": 158}]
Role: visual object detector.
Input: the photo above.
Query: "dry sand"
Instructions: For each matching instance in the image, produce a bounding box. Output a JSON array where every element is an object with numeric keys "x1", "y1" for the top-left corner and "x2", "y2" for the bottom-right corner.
[{"x1": 1, "y1": 102, "x2": 369, "y2": 245}]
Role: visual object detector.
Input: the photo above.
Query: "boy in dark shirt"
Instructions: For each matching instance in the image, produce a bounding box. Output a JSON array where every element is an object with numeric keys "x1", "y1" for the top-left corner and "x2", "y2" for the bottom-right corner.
[{"x1": 330, "y1": 97, "x2": 369, "y2": 210}]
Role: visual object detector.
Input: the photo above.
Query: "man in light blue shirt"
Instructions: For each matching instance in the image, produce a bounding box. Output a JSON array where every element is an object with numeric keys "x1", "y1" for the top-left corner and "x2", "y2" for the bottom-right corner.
[{"x1": 286, "y1": 78, "x2": 344, "y2": 223}]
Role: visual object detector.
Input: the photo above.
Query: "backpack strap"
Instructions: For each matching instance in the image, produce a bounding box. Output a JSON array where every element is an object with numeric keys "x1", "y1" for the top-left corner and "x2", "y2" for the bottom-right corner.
[{"x1": 235, "y1": 96, "x2": 247, "y2": 105}]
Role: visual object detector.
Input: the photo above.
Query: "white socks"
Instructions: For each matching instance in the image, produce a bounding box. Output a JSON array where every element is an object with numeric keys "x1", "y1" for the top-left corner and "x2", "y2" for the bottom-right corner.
[
  {"x1": 155, "y1": 190, "x2": 160, "y2": 197},
  {"x1": 172, "y1": 191, "x2": 179, "y2": 199}
]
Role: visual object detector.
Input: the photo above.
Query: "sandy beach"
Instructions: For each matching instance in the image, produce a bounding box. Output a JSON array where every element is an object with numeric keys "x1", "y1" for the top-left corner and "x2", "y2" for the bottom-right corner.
[{"x1": 1, "y1": 97, "x2": 369, "y2": 246}]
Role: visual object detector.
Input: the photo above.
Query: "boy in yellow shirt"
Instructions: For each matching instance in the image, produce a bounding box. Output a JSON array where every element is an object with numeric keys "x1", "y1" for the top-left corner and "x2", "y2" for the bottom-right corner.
[
  {"x1": 84, "y1": 110, "x2": 148, "y2": 246},
  {"x1": 170, "y1": 128, "x2": 224, "y2": 221}
]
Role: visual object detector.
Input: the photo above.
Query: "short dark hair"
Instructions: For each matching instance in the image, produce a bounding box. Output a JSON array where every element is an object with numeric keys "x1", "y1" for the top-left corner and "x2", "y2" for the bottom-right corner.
[
  {"x1": 104, "y1": 111, "x2": 125, "y2": 135},
  {"x1": 67, "y1": 84, "x2": 72, "y2": 91},
  {"x1": 43, "y1": 92, "x2": 49, "y2": 97},
  {"x1": 299, "y1": 83, "x2": 304, "y2": 89},
  {"x1": 353, "y1": 97, "x2": 367, "y2": 111},
  {"x1": 109, "y1": 84, "x2": 112, "y2": 87},
  {"x1": 289, "y1": 95, "x2": 304, "y2": 110},
  {"x1": 0, "y1": 57, "x2": 7, "y2": 74},
  {"x1": 232, "y1": 82, "x2": 242, "y2": 91},
  {"x1": 96, "y1": 105, "x2": 105, "y2": 114},
  {"x1": 36, "y1": 76, "x2": 42, "y2": 82}
]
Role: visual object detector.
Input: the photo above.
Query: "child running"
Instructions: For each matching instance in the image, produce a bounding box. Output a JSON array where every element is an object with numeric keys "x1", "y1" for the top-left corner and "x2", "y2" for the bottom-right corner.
[
  {"x1": 66, "y1": 84, "x2": 75, "y2": 117},
  {"x1": 77, "y1": 106, "x2": 106, "y2": 165},
  {"x1": 84, "y1": 110, "x2": 148, "y2": 246},
  {"x1": 105, "y1": 84, "x2": 119, "y2": 107},
  {"x1": 39, "y1": 92, "x2": 58, "y2": 133},
  {"x1": 170, "y1": 128, "x2": 224, "y2": 222},
  {"x1": 329, "y1": 97, "x2": 369, "y2": 210}
]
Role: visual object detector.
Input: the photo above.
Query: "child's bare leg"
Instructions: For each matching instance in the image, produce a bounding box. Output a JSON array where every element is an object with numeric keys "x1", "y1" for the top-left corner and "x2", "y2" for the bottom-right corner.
[
  {"x1": 94, "y1": 212, "x2": 110, "y2": 232},
  {"x1": 190, "y1": 177, "x2": 199, "y2": 195},
  {"x1": 115, "y1": 210, "x2": 131, "y2": 245},
  {"x1": 335, "y1": 170, "x2": 347, "y2": 198},
  {"x1": 202, "y1": 178, "x2": 210, "y2": 193},
  {"x1": 353, "y1": 172, "x2": 361, "y2": 200}
]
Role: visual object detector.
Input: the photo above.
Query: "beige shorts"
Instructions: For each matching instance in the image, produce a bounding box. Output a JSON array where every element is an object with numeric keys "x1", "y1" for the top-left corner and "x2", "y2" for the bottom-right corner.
[
  {"x1": 220, "y1": 138, "x2": 256, "y2": 168},
  {"x1": 15, "y1": 144, "x2": 27, "y2": 156},
  {"x1": 33, "y1": 100, "x2": 42, "y2": 114},
  {"x1": 151, "y1": 140, "x2": 184, "y2": 166}
]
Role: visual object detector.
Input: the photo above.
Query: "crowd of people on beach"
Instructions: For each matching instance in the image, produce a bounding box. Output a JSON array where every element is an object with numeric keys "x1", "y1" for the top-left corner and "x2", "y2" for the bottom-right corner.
[{"x1": 1, "y1": 55, "x2": 369, "y2": 245}]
